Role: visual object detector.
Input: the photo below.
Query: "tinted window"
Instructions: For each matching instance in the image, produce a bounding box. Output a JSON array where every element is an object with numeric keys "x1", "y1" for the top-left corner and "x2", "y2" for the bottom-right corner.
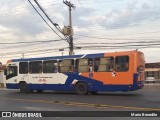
[
  {"x1": 115, "y1": 56, "x2": 129, "y2": 72},
  {"x1": 43, "y1": 60, "x2": 57, "y2": 73},
  {"x1": 19, "y1": 62, "x2": 28, "y2": 74},
  {"x1": 29, "y1": 61, "x2": 42, "y2": 73}
]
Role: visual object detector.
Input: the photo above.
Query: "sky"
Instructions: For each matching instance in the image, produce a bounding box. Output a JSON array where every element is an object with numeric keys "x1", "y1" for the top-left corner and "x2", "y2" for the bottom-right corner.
[{"x1": 0, "y1": 0, "x2": 160, "y2": 64}]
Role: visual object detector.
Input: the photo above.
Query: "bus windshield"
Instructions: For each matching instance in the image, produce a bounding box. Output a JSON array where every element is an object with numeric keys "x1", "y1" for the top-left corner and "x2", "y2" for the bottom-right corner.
[
  {"x1": 137, "y1": 52, "x2": 145, "y2": 73},
  {"x1": 6, "y1": 66, "x2": 17, "y2": 80}
]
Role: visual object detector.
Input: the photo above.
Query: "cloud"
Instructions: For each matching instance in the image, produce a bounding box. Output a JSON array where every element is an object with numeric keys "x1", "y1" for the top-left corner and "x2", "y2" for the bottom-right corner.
[
  {"x1": 0, "y1": 1, "x2": 49, "y2": 37},
  {"x1": 74, "y1": 0, "x2": 160, "y2": 30},
  {"x1": 72, "y1": 7, "x2": 96, "y2": 26},
  {"x1": 0, "y1": 0, "x2": 160, "y2": 64},
  {"x1": 105, "y1": 1, "x2": 160, "y2": 29},
  {"x1": 0, "y1": 0, "x2": 96, "y2": 39}
]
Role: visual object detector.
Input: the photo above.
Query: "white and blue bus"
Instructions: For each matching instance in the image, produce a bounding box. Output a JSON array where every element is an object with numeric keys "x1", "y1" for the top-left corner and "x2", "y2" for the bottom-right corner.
[{"x1": 5, "y1": 50, "x2": 145, "y2": 95}]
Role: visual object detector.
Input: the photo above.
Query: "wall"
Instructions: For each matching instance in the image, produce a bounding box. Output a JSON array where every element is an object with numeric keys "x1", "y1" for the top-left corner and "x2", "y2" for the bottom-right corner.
[{"x1": 0, "y1": 71, "x2": 6, "y2": 87}]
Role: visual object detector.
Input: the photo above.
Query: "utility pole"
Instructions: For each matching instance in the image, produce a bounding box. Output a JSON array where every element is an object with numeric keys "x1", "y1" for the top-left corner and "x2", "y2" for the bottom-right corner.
[{"x1": 63, "y1": 0, "x2": 75, "y2": 55}]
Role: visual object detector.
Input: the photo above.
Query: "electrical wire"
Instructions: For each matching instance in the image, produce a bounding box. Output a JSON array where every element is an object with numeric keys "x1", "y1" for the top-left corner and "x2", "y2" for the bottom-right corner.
[
  {"x1": 0, "y1": 39, "x2": 65, "y2": 44},
  {"x1": 74, "y1": 34, "x2": 160, "y2": 40},
  {"x1": 27, "y1": 0, "x2": 64, "y2": 40},
  {"x1": 33, "y1": 0, "x2": 69, "y2": 43}
]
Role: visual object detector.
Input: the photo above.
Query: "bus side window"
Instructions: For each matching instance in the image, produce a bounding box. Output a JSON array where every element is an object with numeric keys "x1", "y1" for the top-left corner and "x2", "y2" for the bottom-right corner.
[
  {"x1": 94, "y1": 58, "x2": 100, "y2": 72},
  {"x1": 115, "y1": 56, "x2": 129, "y2": 72},
  {"x1": 19, "y1": 62, "x2": 28, "y2": 74},
  {"x1": 76, "y1": 58, "x2": 93, "y2": 72},
  {"x1": 43, "y1": 60, "x2": 57, "y2": 73},
  {"x1": 96, "y1": 57, "x2": 114, "y2": 72},
  {"x1": 58, "y1": 59, "x2": 74, "y2": 73},
  {"x1": 29, "y1": 61, "x2": 42, "y2": 74}
]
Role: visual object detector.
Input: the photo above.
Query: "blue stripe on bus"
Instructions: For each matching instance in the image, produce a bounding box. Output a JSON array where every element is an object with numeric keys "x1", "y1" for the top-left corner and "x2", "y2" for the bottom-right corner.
[
  {"x1": 12, "y1": 55, "x2": 83, "y2": 62},
  {"x1": 11, "y1": 53, "x2": 104, "y2": 62},
  {"x1": 85, "y1": 53, "x2": 104, "y2": 58},
  {"x1": 6, "y1": 73, "x2": 144, "y2": 92},
  {"x1": 64, "y1": 73, "x2": 103, "y2": 91}
]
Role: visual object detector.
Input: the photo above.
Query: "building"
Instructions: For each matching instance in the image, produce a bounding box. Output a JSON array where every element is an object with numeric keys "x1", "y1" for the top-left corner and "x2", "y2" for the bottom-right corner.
[
  {"x1": 145, "y1": 62, "x2": 160, "y2": 83},
  {"x1": 0, "y1": 64, "x2": 6, "y2": 87}
]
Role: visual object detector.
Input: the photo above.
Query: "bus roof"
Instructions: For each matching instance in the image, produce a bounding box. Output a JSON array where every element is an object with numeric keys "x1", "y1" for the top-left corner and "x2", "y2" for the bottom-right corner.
[
  {"x1": 9, "y1": 50, "x2": 142, "y2": 62},
  {"x1": 10, "y1": 53, "x2": 104, "y2": 62}
]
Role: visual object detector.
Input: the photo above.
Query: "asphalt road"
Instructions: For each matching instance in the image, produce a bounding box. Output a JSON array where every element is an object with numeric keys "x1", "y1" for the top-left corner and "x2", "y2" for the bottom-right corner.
[{"x1": 0, "y1": 85, "x2": 160, "y2": 119}]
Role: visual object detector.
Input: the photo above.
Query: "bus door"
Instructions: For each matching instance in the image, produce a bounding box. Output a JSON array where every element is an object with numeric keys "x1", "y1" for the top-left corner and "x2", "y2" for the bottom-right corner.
[
  {"x1": 19, "y1": 62, "x2": 29, "y2": 83},
  {"x1": 113, "y1": 55, "x2": 134, "y2": 85}
]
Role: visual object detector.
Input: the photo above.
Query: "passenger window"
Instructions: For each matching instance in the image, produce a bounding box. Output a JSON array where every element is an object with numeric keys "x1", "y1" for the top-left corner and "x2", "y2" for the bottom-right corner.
[
  {"x1": 76, "y1": 58, "x2": 93, "y2": 72},
  {"x1": 95, "y1": 57, "x2": 114, "y2": 72},
  {"x1": 29, "y1": 61, "x2": 42, "y2": 74},
  {"x1": 58, "y1": 59, "x2": 74, "y2": 73},
  {"x1": 94, "y1": 58, "x2": 100, "y2": 72},
  {"x1": 115, "y1": 56, "x2": 129, "y2": 72},
  {"x1": 19, "y1": 62, "x2": 28, "y2": 74},
  {"x1": 43, "y1": 60, "x2": 57, "y2": 73}
]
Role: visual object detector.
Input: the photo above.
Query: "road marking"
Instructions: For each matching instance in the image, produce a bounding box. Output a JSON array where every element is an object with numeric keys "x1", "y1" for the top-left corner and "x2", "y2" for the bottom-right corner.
[{"x1": 0, "y1": 97, "x2": 160, "y2": 111}]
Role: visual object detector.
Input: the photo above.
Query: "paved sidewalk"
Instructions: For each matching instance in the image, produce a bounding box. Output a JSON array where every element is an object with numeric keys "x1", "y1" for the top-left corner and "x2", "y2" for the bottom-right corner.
[
  {"x1": 0, "y1": 87, "x2": 6, "y2": 90},
  {"x1": 0, "y1": 88, "x2": 17, "y2": 90}
]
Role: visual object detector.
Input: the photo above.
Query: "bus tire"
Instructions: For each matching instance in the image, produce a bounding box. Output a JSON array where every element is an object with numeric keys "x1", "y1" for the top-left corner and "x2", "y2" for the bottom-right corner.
[
  {"x1": 36, "y1": 90, "x2": 44, "y2": 93},
  {"x1": 75, "y1": 82, "x2": 88, "y2": 95},
  {"x1": 19, "y1": 82, "x2": 29, "y2": 93}
]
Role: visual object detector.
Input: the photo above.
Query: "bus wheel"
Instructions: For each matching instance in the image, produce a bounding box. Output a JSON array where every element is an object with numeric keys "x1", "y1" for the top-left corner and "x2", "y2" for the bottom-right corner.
[
  {"x1": 19, "y1": 82, "x2": 29, "y2": 93},
  {"x1": 75, "y1": 82, "x2": 88, "y2": 95},
  {"x1": 36, "y1": 90, "x2": 44, "y2": 93}
]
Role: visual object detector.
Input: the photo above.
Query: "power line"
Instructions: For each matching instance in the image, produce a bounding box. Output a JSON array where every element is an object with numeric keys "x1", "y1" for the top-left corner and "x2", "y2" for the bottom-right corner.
[
  {"x1": 76, "y1": 0, "x2": 123, "y2": 4},
  {"x1": 79, "y1": 45, "x2": 160, "y2": 50},
  {"x1": 0, "y1": 49, "x2": 69, "y2": 59},
  {"x1": 2, "y1": 5, "x2": 160, "y2": 28},
  {"x1": 0, "y1": 0, "x2": 122, "y2": 14},
  {"x1": 1, "y1": 1, "x2": 160, "y2": 34},
  {"x1": 75, "y1": 21, "x2": 160, "y2": 31},
  {"x1": 27, "y1": 0, "x2": 64, "y2": 40},
  {"x1": 0, "y1": 1, "x2": 62, "y2": 15},
  {"x1": 74, "y1": 34, "x2": 160, "y2": 40},
  {"x1": 1, "y1": 44, "x2": 160, "y2": 58},
  {"x1": 75, "y1": 30, "x2": 160, "y2": 37},
  {"x1": 77, "y1": 44, "x2": 160, "y2": 48},
  {"x1": 75, "y1": 41, "x2": 160, "y2": 45},
  {"x1": 0, "y1": 32, "x2": 61, "y2": 41},
  {"x1": 33, "y1": 0, "x2": 69, "y2": 43},
  {"x1": 0, "y1": 39, "x2": 65, "y2": 45},
  {"x1": 0, "y1": 47, "x2": 69, "y2": 56}
]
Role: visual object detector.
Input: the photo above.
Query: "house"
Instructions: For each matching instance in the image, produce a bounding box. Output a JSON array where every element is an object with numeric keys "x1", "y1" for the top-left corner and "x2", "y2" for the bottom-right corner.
[
  {"x1": 0, "y1": 64, "x2": 6, "y2": 87},
  {"x1": 145, "y1": 62, "x2": 160, "y2": 83}
]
